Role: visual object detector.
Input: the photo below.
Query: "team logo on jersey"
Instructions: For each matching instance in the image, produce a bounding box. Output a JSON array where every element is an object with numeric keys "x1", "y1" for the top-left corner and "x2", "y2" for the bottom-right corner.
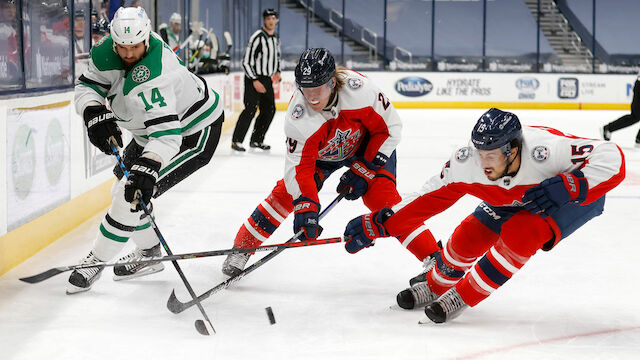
[
  {"x1": 347, "y1": 78, "x2": 363, "y2": 89},
  {"x1": 455, "y1": 147, "x2": 470, "y2": 162},
  {"x1": 532, "y1": 145, "x2": 549, "y2": 162},
  {"x1": 318, "y1": 128, "x2": 362, "y2": 161},
  {"x1": 131, "y1": 65, "x2": 151, "y2": 83},
  {"x1": 292, "y1": 104, "x2": 304, "y2": 119}
]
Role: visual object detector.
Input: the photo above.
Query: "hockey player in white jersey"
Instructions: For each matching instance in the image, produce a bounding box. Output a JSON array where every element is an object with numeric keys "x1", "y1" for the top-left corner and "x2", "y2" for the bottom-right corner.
[
  {"x1": 344, "y1": 108, "x2": 625, "y2": 323},
  {"x1": 68, "y1": 7, "x2": 224, "y2": 294}
]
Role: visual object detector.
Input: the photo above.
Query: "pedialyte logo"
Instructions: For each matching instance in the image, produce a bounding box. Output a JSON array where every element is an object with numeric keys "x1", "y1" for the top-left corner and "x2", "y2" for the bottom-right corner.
[
  {"x1": 45, "y1": 119, "x2": 66, "y2": 185},
  {"x1": 12, "y1": 125, "x2": 37, "y2": 200},
  {"x1": 395, "y1": 77, "x2": 433, "y2": 97}
]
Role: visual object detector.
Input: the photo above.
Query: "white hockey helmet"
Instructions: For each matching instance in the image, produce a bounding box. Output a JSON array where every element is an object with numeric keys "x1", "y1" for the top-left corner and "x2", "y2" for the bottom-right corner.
[
  {"x1": 110, "y1": 7, "x2": 152, "y2": 48},
  {"x1": 169, "y1": 12, "x2": 181, "y2": 24}
]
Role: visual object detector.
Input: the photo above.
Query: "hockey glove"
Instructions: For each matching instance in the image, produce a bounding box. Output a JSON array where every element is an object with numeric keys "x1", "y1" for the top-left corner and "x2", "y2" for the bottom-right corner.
[
  {"x1": 124, "y1": 157, "x2": 161, "y2": 211},
  {"x1": 522, "y1": 170, "x2": 588, "y2": 217},
  {"x1": 343, "y1": 207, "x2": 394, "y2": 254},
  {"x1": 336, "y1": 153, "x2": 388, "y2": 200},
  {"x1": 83, "y1": 105, "x2": 123, "y2": 154},
  {"x1": 293, "y1": 197, "x2": 323, "y2": 240}
]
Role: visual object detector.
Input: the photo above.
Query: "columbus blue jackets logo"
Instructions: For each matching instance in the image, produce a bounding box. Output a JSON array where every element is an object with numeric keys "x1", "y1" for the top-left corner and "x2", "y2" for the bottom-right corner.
[
  {"x1": 532, "y1": 145, "x2": 549, "y2": 162},
  {"x1": 292, "y1": 104, "x2": 304, "y2": 119},
  {"x1": 347, "y1": 78, "x2": 363, "y2": 89},
  {"x1": 455, "y1": 147, "x2": 470, "y2": 162},
  {"x1": 131, "y1": 65, "x2": 151, "y2": 83},
  {"x1": 318, "y1": 128, "x2": 362, "y2": 161}
]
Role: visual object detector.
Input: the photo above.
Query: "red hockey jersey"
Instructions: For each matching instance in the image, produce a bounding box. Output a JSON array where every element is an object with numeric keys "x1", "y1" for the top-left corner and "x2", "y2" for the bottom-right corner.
[
  {"x1": 384, "y1": 125, "x2": 626, "y2": 238},
  {"x1": 283, "y1": 70, "x2": 402, "y2": 203}
]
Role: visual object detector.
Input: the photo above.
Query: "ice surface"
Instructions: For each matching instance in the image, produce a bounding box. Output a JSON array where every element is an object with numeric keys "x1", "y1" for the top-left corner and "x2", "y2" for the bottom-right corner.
[{"x1": 1, "y1": 109, "x2": 639, "y2": 359}]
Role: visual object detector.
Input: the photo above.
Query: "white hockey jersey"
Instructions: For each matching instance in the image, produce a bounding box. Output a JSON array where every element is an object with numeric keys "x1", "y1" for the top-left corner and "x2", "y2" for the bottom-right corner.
[
  {"x1": 75, "y1": 32, "x2": 223, "y2": 166},
  {"x1": 385, "y1": 125, "x2": 625, "y2": 236},
  {"x1": 283, "y1": 70, "x2": 402, "y2": 202}
]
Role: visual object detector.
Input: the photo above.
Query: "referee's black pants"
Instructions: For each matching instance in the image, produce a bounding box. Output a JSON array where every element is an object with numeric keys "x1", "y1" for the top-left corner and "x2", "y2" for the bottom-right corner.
[
  {"x1": 232, "y1": 75, "x2": 276, "y2": 144},
  {"x1": 605, "y1": 79, "x2": 640, "y2": 142}
]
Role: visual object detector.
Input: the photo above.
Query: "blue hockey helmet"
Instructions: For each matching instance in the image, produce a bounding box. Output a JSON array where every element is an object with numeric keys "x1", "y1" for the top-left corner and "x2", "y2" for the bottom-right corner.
[
  {"x1": 295, "y1": 48, "x2": 336, "y2": 88},
  {"x1": 471, "y1": 108, "x2": 523, "y2": 156}
]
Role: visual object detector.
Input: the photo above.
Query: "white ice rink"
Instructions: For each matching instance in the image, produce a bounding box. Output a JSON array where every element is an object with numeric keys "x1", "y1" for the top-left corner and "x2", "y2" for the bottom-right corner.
[{"x1": 1, "y1": 109, "x2": 639, "y2": 359}]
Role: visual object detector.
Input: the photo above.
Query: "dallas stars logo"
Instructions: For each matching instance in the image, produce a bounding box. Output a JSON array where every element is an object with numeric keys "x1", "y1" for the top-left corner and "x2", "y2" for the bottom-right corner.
[{"x1": 131, "y1": 65, "x2": 151, "y2": 83}]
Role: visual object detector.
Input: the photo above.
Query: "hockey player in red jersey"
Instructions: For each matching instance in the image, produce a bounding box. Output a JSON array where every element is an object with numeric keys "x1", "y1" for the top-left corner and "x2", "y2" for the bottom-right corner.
[
  {"x1": 343, "y1": 108, "x2": 625, "y2": 323},
  {"x1": 222, "y1": 48, "x2": 417, "y2": 276}
]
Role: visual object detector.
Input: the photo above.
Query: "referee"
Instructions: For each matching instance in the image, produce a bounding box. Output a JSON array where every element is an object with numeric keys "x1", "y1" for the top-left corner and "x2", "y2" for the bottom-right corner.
[{"x1": 231, "y1": 8, "x2": 281, "y2": 152}]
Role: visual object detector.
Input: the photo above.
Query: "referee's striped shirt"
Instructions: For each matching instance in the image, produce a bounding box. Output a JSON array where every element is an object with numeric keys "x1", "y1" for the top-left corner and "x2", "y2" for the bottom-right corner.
[{"x1": 242, "y1": 28, "x2": 281, "y2": 79}]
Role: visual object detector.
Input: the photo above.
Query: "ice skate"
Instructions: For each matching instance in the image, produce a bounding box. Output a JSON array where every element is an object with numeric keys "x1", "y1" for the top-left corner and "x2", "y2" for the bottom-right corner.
[
  {"x1": 397, "y1": 281, "x2": 440, "y2": 310},
  {"x1": 113, "y1": 243, "x2": 164, "y2": 281},
  {"x1": 231, "y1": 142, "x2": 246, "y2": 152},
  {"x1": 408, "y1": 251, "x2": 439, "y2": 287},
  {"x1": 250, "y1": 141, "x2": 271, "y2": 150},
  {"x1": 66, "y1": 252, "x2": 105, "y2": 294},
  {"x1": 222, "y1": 252, "x2": 251, "y2": 277},
  {"x1": 424, "y1": 287, "x2": 469, "y2": 324}
]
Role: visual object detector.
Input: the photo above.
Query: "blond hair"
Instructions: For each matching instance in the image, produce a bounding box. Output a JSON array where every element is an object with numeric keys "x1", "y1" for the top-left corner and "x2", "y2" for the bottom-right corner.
[{"x1": 334, "y1": 66, "x2": 350, "y2": 91}]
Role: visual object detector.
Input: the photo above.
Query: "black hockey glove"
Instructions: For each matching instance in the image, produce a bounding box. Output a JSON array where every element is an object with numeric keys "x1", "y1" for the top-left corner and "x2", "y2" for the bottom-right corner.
[
  {"x1": 343, "y1": 207, "x2": 394, "y2": 254},
  {"x1": 337, "y1": 153, "x2": 388, "y2": 200},
  {"x1": 83, "y1": 105, "x2": 123, "y2": 154},
  {"x1": 124, "y1": 157, "x2": 161, "y2": 211},
  {"x1": 292, "y1": 197, "x2": 323, "y2": 240}
]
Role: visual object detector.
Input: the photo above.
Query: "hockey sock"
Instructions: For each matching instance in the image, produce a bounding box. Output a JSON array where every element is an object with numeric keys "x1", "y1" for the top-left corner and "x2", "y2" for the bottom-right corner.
[
  {"x1": 234, "y1": 197, "x2": 291, "y2": 249},
  {"x1": 455, "y1": 238, "x2": 528, "y2": 306},
  {"x1": 427, "y1": 240, "x2": 477, "y2": 296}
]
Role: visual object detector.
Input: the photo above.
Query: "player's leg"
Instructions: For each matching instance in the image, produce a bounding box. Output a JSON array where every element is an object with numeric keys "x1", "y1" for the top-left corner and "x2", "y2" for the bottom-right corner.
[
  {"x1": 397, "y1": 213, "x2": 499, "y2": 309},
  {"x1": 425, "y1": 197, "x2": 605, "y2": 323},
  {"x1": 67, "y1": 177, "x2": 144, "y2": 294},
  {"x1": 222, "y1": 179, "x2": 294, "y2": 276},
  {"x1": 250, "y1": 77, "x2": 275, "y2": 149},
  {"x1": 113, "y1": 121, "x2": 222, "y2": 280},
  {"x1": 223, "y1": 165, "x2": 337, "y2": 276},
  {"x1": 602, "y1": 80, "x2": 640, "y2": 140},
  {"x1": 361, "y1": 151, "x2": 402, "y2": 211},
  {"x1": 232, "y1": 76, "x2": 260, "y2": 150}
]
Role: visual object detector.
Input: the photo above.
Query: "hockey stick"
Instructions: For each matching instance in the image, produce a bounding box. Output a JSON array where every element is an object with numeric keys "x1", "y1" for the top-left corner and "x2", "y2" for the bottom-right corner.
[
  {"x1": 166, "y1": 191, "x2": 347, "y2": 314},
  {"x1": 19, "y1": 237, "x2": 345, "y2": 284},
  {"x1": 110, "y1": 141, "x2": 215, "y2": 336}
]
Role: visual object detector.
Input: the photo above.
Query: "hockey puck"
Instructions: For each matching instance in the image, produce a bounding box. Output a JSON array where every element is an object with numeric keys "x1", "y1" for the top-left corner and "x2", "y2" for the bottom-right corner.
[{"x1": 265, "y1": 306, "x2": 276, "y2": 325}]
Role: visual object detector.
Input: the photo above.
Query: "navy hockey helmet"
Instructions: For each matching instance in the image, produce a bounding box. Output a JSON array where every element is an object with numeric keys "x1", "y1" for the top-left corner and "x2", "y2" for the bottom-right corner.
[
  {"x1": 263, "y1": 8, "x2": 278, "y2": 18},
  {"x1": 295, "y1": 48, "x2": 336, "y2": 88},
  {"x1": 471, "y1": 108, "x2": 523, "y2": 156}
]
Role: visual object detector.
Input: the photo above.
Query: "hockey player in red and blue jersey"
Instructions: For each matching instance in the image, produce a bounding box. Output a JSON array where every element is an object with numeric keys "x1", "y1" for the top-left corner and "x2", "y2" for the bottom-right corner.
[
  {"x1": 344, "y1": 108, "x2": 625, "y2": 324},
  {"x1": 221, "y1": 48, "x2": 419, "y2": 276}
]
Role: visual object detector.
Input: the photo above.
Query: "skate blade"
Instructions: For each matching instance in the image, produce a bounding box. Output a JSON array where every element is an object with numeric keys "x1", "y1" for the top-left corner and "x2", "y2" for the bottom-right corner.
[
  {"x1": 112, "y1": 263, "x2": 165, "y2": 281},
  {"x1": 418, "y1": 316, "x2": 431, "y2": 325},
  {"x1": 66, "y1": 284, "x2": 91, "y2": 295}
]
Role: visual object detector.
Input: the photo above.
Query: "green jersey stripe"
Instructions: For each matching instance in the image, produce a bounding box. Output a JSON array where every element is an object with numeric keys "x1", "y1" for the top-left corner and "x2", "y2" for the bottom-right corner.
[
  {"x1": 159, "y1": 126, "x2": 210, "y2": 176},
  {"x1": 99, "y1": 224, "x2": 130, "y2": 243},
  {"x1": 182, "y1": 90, "x2": 220, "y2": 132},
  {"x1": 136, "y1": 222, "x2": 152, "y2": 231},
  {"x1": 149, "y1": 128, "x2": 181, "y2": 138}
]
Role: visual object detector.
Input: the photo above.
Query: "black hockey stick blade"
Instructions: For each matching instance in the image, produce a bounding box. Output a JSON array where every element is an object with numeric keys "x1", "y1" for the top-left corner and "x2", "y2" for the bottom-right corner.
[
  {"x1": 194, "y1": 320, "x2": 210, "y2": 335},
  {"x1": 19, "y1": 267, "x2": 68, "y2": 283}
]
